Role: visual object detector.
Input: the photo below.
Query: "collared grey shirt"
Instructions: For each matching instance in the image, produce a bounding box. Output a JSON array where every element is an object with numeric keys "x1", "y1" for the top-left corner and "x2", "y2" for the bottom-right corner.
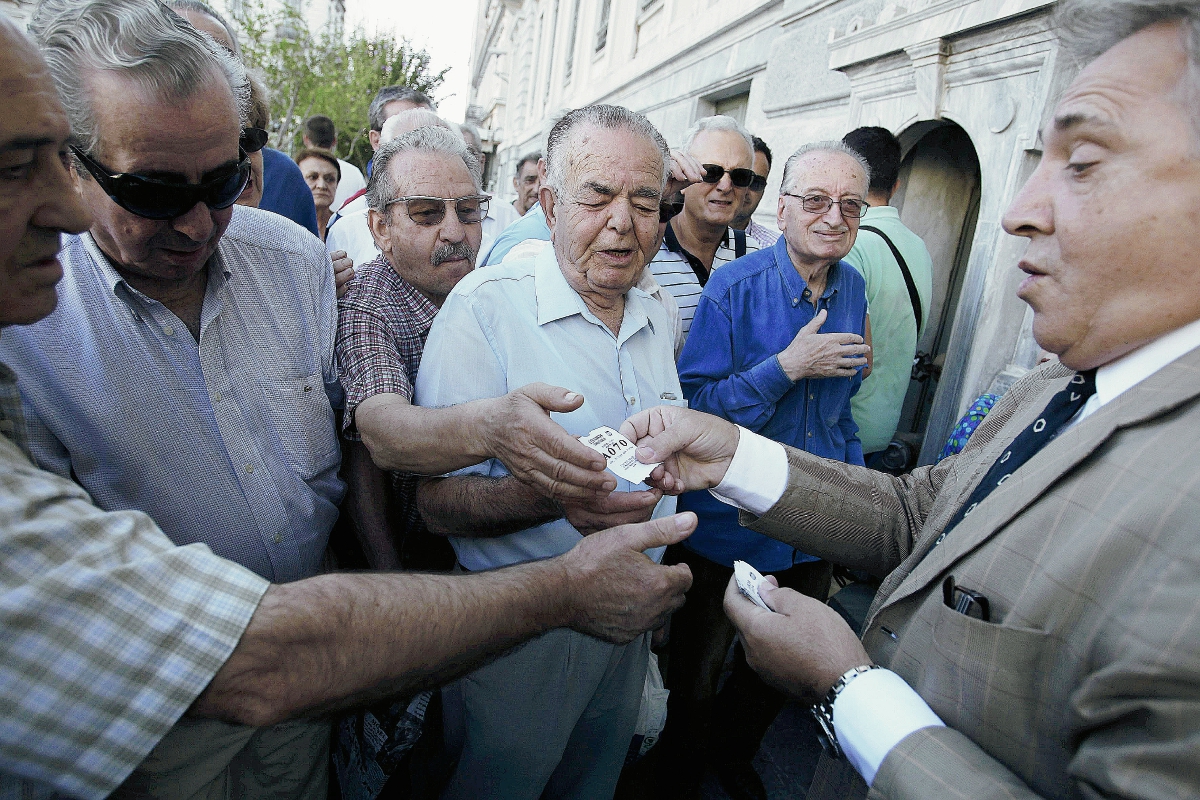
[{"x1": 0, "y1": 205, "x2": 344, "y2": 582}]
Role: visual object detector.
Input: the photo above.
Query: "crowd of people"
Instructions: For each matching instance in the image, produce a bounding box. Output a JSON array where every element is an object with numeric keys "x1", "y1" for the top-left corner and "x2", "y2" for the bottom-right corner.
[{"x1": 1, "y1": 0, "x2": 1199, "y2": 799}]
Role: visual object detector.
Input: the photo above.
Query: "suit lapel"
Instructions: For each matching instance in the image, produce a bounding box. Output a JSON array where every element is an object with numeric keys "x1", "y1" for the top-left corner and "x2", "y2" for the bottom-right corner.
[{"x1": 871, "y1": 348, "x2": 1200, "y2": 623}]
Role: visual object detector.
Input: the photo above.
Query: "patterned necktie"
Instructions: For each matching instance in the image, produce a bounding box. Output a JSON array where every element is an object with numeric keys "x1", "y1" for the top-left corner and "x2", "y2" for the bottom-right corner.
[{"x1": 933, "y1": 369, "x2": 1097, "y2": 549}]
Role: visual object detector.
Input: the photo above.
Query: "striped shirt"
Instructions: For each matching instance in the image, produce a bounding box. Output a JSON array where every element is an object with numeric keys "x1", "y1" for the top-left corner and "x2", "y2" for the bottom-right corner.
[
  {"x1": 0, "y1": 362, "x2": 268, "y2": 800},
  {"x1": 0, "y1": 206, "x2": 344, "y2": 583}
]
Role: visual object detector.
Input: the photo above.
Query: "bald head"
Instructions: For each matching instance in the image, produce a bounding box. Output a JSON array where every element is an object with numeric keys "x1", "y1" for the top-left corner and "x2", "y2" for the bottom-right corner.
[
  {"x1": 0, "y1": 17, "x2": 92, "y2": 325},
  {"x1": 379, "y1": 108, "x2": 456, "y2": 146}
]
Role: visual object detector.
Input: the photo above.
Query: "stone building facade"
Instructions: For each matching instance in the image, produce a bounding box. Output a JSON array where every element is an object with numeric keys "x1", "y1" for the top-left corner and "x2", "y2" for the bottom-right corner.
[{"x1": 467, "y1": 0, "x2": 1075, "y2": 465}]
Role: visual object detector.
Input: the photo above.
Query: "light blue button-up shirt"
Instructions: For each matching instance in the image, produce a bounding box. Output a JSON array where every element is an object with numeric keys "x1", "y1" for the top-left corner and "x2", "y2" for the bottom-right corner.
[
  {"x1": 414, "y1": 244, "x2": 681, "y2": 571},
  {"x1": 0, "y1": 206, "x2": 344, "y2": 583}
]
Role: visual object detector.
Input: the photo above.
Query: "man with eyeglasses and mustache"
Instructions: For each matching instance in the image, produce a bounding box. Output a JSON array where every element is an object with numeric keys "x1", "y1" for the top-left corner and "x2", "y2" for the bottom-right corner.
[{"x1": 654, "y1": 141, "x2": 873, "y2": 800}]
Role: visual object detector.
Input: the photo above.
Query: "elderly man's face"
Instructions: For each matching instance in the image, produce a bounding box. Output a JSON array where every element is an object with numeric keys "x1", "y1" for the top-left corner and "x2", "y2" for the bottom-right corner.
[
  {"x1": 0, "y1": 27, "x2": 91, "y2": 325},
  {"x1": 78, "y1": 70, "x2": 241, "y2": 288},
  {"x1": 236, "y1": 150, "x2": 264, "y2": 208},
  {"x1": 777, "y1": 151, "x2": 867, "y2": 271},
  {"x1": 681, "y1": 128, "x2": 753, "y2": 229},
  {"x1": 1003, "y1": 21, "x2": 1200, "y2": 370},
  {"x1": 734, "y1": 149, "x2": 771, "y2": 227},
  {"x1": 546, "y1": 125, "x2": 663, "y2": 301},
  {"x1": 368, "y1": 149, "x2": 481, "y2": 306}
]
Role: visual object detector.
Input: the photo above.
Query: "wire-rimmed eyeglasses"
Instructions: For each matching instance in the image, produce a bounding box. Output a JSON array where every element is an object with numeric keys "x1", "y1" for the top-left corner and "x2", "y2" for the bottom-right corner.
[{"x1": 781, "y1": 192, "x2": 869, "y2": 219}]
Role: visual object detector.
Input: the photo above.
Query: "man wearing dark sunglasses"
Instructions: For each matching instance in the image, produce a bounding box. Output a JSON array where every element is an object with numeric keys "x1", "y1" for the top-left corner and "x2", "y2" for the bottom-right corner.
[
  {"x1": 1, "y1": 0, "x2": 353, "y2": 787},
  {"x1": 655, "y1": 116, "x2": 775, "y2": 349},
  {"x1": 730, "y1": 135, "x2": 779, "y2": 249}
]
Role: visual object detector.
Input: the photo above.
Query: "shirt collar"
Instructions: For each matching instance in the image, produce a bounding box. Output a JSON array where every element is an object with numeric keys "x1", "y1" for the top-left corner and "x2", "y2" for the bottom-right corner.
[
  {"x1": 1094, "y1": 315, "x2": 1200, "y2": 407},
  {"x1": 81, "y1": 232, "x2": 230, "y2": 309},
  {"x1": 533, "y1": 243, "x2": 653, "y2": 342},
  {"x1": 861, "y1": 205, "x2": 900, "y2": 222},
  {"x1": 772, "y1": 235, "x2": 841, "y2": 303}
]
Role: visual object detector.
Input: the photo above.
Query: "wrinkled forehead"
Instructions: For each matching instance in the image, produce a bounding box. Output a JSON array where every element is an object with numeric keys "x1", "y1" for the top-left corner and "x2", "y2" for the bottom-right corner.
[
  {"x1": 562, "y1": 124, "x2": 664, "y2": 191},
  {"x1": 389, "y1": 148, "x2": 478, "y2": 197},
  {"x1": 788, "y1": 151, "x2": 868, "y2": 195}
]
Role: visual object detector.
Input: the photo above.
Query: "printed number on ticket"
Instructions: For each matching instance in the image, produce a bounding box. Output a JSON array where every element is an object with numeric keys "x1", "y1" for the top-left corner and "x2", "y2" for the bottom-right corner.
[{"x1": 578, "y1": 426, "x2": 661, "y2": 484}]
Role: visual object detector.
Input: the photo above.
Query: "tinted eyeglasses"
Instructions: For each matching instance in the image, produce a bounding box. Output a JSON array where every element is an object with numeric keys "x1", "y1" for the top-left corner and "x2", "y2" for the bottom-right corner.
[
  {"x1": 749, "y1": 173, "x2": 768, "y2": 193},
  {"x1": 386, "y1": 195, "x2": 491, "y2": 226},
  {"x1": 781, "y1": 192, "x2": 869, "y2": 219},
  {"x1": 659, "y1": 195, "x2": 684, "y2": 223},
  {"x1": 70, "y1": 144, "x2": 251, "y2": 220},
  {"x1": 701, "y1": 163, "x2": 757, "y2": 189}
]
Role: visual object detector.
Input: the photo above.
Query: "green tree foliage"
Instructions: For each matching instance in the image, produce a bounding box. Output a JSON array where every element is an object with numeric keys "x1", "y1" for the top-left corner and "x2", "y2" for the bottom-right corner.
[{"x1": 229, "y1": 0, "x2": 447, "y2": 171}]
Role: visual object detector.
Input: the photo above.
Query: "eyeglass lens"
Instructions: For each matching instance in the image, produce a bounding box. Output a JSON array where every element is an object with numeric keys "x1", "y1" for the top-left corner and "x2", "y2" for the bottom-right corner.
[
  {"x1": 701, "y1": 164, "x2": 756, "y2": 188},
  {"x1": 405, "y1": 197, "x2": 489, "y2": 226},
  {"x1": 749, "y1": 175, "x2": 768, "y2": 193},
  {"x1": 799, "y1": 194, "x2": 867, "y2": 219}
]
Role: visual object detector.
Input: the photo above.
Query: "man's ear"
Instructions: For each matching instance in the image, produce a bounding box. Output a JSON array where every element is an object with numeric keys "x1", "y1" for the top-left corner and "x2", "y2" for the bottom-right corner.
[
  {"x1": 540, "y1": 185, "x2": 557, "y2": 232},
  {"x1": 368, "y1": 130, "x2": 381, "y2": 151},
  {"x1": 368, "y1": 208, "x2": 391, "y2": 257},
  {"x1": 777, "y1": 195, "x2": 788, "y2": 234},
  {"x1": 537, "y1": 157, "x2": 548, "y2": 181}
]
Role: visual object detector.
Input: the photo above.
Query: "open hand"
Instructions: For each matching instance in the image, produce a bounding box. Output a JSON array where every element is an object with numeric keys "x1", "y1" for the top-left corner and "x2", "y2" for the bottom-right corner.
[
  {"x1": 562, "y1": 488, "x2": 662, "y2": 535},
  {"x1": 485, "y1": 383, "x2": 617, "y2": 501}
]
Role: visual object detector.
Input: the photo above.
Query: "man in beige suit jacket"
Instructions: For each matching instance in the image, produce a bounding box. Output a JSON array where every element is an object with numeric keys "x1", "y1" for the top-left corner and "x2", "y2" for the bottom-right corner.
[{"x1": 621, "y1": 2, "x2": 1200, "y2": 798}]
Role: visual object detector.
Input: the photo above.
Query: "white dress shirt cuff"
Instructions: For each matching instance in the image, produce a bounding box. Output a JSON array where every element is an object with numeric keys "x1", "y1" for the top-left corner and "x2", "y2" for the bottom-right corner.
[
  {"x1": 709, "y1": 426, "x2": 788, "y2": 516},
  {"x1": 833, "y1": 667, "x2": 946, "y2": 785}
]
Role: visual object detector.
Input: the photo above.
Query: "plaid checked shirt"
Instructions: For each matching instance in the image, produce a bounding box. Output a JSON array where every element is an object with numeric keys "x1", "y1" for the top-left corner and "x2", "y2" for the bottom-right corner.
[
  {"x1": 336, "y1": 256, "x2": 439, "y2": 533},
  {"x1": 0, "y1": 360, "x2": 269, "y2": 800}
]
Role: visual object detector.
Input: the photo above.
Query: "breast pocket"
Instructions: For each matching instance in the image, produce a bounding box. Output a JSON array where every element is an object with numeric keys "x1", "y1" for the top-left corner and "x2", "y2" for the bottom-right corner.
[
  {"x1": 261, "y1": 374, "x2": 340, "y2": 482},
  {"x1": 924, "y1": 600, "x2": 1058, "y2": 741}
]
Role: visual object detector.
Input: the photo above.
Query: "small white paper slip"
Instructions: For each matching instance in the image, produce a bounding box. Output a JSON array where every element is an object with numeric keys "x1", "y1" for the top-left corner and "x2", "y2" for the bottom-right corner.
[
  {"x1": 578, "y1": 426, "x2": 661, "y2": 485},
  {"x1": 734, "y1": 560, "x2": 773, "y2": 611}
]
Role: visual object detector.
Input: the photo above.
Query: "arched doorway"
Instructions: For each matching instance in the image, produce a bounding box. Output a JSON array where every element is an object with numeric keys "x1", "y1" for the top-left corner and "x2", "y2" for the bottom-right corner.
[{"x1": 888, "y1": 121, "x2": 982, "y2": 464}]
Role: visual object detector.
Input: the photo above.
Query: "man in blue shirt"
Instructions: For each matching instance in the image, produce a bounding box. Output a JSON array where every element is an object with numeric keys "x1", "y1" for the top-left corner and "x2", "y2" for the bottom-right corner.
[
  {"x1": 660, "y1": 141, "x2": 872, "y2": 800},
  {"x1": 260, "y1": 146, "x2": 320, "y2": 237}
]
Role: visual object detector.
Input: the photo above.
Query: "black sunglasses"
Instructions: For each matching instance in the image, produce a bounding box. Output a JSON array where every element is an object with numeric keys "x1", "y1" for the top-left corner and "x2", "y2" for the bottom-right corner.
[
  {"x1": 659, "y1": 195, "x2": 684, "y2": 223},
  {"x1": 240, "y1": 127, "x2": 269, "y2": 154},
  {"x1": 749, "y1": 174, "x2": 768, "y2": 193},
  {"x1": 701, "y1": 163, "x2": 756, "y2": 189},
  {"x1": 71, "y1": 144, "x2": 251, "y2": 220}
]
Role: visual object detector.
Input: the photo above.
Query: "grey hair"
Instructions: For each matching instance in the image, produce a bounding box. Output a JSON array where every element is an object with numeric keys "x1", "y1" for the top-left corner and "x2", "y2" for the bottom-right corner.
[
  {"x1": 161, "y1": 0, "x2": 241, "y2": 58},
  {"x1": 1055, "y1": 0, "x2": 1200, "y2": 129},
  {"x1": 32, "y1": 0, "x2": 250, "y2": 160},
  {"x1": 780, "y1": 141, "x2": 872, "y2": 195},
  {"x1": 368, "y1": 85, "x2": 435, "y2": 131},
  {"x1": 681, "y1": 114, "x2": 754, "y2": 162},
  {"x1": 367, "y1": 125, "x2": 482, "y2": 215},
  {"x1": 544, "y1": 104, "x2": 670, "y2": 194}
]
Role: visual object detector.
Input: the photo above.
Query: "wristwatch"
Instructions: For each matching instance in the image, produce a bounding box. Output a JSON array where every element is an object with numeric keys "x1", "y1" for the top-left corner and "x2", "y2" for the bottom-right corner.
[{"x1": 811, "y1": 664, "x2": 881, "y2": 759}]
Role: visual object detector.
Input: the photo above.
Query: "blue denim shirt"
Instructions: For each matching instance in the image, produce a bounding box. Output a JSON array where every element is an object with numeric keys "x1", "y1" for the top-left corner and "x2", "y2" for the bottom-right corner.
[{"x1": 677, "y1": 235, "x2": 868, "y2": 571}]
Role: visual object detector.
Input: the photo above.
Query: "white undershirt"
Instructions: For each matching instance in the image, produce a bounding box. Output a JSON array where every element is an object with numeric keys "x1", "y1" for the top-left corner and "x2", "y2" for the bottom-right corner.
[{"x1": 712, "y1": 316, "x2": 1200, "y2": 784}]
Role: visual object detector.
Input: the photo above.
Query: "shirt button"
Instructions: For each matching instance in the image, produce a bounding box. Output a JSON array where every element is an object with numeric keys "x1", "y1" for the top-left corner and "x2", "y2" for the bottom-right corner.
[
  {"x1": 162, "y1": 326, "x2": 174, "y2": 336},
  {"x1": 273, "y1": 533, "x2": 283, "y2": 544},
  {"x1": 807, "y1": 431, "x2": 813, "y2": 437},
  {"x1": 245, "y1": 464, "x2": 255, "y2": 474},
  {"x1": 627, "y1": 395, "x2": 636, "y2": 405},
  {"x1": 212, "y1": 391, "x2": 222, "y2": 403},
  {"x1": 809, "y1": 394, "x2": 815, "y2": 400}
]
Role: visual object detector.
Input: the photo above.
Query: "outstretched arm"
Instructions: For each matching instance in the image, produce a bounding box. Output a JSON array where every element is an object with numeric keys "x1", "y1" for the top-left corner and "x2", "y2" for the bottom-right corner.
[{"x1": 193, "y1": 513, "x2": 697, "y2": 727}]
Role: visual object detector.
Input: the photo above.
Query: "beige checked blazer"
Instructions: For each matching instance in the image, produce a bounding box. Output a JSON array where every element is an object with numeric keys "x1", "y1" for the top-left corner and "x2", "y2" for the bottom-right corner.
[{"x1": 745, "y1": 351, "x2": 1200, "y2": 799}]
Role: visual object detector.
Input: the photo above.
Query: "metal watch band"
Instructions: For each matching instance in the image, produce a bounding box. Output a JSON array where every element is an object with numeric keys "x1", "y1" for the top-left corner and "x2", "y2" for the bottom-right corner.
[{"x1": 810, "y1": 664, "x2": 881, "y2": 759}]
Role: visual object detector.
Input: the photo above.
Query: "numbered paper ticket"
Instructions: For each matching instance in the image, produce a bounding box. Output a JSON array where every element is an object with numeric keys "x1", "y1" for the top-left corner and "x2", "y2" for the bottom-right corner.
[
  {"x1": 578, "y1": 426, "x2": 661, "y2": 485},
  {"x1": 734, "y1": 560, "x2": 773, "y2": 611}
]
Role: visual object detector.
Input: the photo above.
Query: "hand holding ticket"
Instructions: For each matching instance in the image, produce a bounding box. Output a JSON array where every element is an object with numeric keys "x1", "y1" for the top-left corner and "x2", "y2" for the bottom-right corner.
[
  {"x1": 578, "y1": 426, "x2": 662, "y2": 484},
  {"x1": 734, "y1": 560, "x2": 774, "y2": 611}
]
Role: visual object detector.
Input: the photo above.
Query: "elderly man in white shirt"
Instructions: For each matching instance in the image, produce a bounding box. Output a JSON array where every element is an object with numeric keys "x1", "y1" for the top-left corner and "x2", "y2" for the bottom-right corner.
[{"x1": 414, "y1": 104, "x2": 684, "y2": 800}]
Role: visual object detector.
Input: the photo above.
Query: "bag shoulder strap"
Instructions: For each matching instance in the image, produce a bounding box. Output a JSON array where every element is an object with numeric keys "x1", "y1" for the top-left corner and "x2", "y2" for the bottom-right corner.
[
  {"x1": 733, "y1": 228, "x2": 747, "y2": 259},
  {"x1": 859, "y1": 224, "x2": 922, "y2": 333}
]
